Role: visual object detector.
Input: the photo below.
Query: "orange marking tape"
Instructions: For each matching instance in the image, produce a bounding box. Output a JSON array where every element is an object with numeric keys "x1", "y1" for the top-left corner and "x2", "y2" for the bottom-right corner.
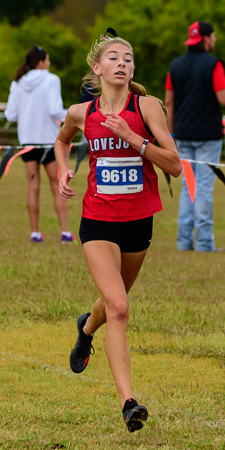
[
  {"x1": 181, "y1": 159, "x2": 196, "y2": 203},
  {"x1": 5, "y1": 146, "x2": 35, "y2": 175}
]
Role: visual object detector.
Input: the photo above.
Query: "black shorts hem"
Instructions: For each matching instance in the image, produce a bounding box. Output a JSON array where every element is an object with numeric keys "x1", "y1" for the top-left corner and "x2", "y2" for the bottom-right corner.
[
  {"x1": 79, "y1": 216, "x2": 153, "y2": 253},
  {"x1": 21, "y1": 147, "x2": 55, "y2": 164}
]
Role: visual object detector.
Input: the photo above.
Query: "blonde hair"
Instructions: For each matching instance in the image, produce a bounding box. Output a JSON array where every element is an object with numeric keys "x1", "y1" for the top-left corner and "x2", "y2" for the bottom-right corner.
[{"x1": 82, "y1": 36, "x2": 167, "y2": 118}]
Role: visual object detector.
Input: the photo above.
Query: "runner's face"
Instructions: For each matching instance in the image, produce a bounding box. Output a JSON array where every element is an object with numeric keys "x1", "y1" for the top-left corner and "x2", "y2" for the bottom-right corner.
[{"x1": 93, "y1": 43, "x2": 135, "y2": 86}]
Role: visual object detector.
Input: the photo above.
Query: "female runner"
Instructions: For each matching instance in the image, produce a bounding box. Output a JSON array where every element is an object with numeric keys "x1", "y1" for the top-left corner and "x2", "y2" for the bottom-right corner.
[
  {"x1": 54, "y1": 30, "x2": 182, "y2": 432},
  {"x1": 5, "y1": 46, "x2": 75, "y2": 243}
]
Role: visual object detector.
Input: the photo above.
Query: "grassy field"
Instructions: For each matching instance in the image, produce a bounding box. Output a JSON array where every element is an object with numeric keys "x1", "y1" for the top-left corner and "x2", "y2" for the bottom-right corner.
[{"x1": 0, "y1": 157, "x2": 225, "y2": 449}]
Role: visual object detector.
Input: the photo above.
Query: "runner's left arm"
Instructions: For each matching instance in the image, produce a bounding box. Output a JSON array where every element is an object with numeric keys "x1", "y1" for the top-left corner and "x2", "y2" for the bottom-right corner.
[{"x1": 101, "y1": 97, "x2": 182, "y2": 178}]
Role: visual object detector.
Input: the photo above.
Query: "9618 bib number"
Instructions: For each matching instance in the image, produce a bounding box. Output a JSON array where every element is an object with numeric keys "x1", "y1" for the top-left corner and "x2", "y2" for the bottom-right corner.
[{"x1": 96, "y1": 157, "x2": 143, "y2": 194}]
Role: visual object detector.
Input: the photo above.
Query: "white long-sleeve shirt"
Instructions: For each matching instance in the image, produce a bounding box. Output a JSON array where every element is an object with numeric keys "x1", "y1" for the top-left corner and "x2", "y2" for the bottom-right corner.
[{"x1": 4, "y1": 69, "x2": 67, "y2": 145}]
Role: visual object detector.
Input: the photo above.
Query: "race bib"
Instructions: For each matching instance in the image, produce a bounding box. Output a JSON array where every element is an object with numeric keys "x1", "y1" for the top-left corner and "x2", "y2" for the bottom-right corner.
[{"x1": 96, "y1": 157, "x2": 143, "y2": 194}]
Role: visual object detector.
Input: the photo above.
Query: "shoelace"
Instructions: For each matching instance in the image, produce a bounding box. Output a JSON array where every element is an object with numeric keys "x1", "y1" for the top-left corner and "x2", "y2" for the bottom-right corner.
[
  {"x1": 90, "y1": 344, "x2": 95, "y2": 355},
  {"x1": 76, "y1": 339, "x2": 95, "y2": 357}
]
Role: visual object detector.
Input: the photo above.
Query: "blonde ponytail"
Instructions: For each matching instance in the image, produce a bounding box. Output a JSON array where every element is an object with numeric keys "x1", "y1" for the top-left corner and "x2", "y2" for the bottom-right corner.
[
  {"x1": 128, "y1": 80, "x2": 168, "y2": 119},
  {"x1": 129, "y1": 80, "x2": 147, "y2": 96}
]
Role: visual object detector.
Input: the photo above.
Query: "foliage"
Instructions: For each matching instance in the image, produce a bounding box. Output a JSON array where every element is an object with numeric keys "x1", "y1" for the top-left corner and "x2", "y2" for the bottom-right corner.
[
  {"x1": 90, "y1": 0, "x2": 225, "y2": 99},
  {"x1": 1, "y1": 0, "x2": 225, "y2": 113},
  {"x1": 49, "y1": 0, "x2": 112, "y2": 38},
  {"x1": 0, "y1": 24, "x2": 21, "y2": 102},
  {"x1": 0, "y1": 17, "x2": 89, "y2": 106},
  {"x1": 0, "y1": 0, "x2": 63, "y2": 25}
]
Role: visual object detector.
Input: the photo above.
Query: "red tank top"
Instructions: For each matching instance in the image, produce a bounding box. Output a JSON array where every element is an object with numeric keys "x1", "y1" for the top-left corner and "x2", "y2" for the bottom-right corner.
[{"x1": 82, "y1": 92, "x2": 162, "y2": 221}]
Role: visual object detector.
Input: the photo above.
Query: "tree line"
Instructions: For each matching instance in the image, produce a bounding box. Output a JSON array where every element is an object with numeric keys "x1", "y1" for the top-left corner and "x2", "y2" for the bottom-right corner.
[{"x1": 1, "y1": 0, "x2": 225, "y2": 107}]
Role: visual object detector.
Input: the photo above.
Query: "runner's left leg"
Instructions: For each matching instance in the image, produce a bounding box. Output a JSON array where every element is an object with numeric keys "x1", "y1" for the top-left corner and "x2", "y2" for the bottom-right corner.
[{"x1": 82, "y1": 240, "x2": 147, "y2": 408}]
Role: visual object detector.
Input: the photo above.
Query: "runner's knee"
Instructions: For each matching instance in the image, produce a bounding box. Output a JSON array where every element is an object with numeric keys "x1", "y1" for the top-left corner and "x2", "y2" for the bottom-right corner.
[{"x1": 107, "y1": 297, "x2": 129, "y2": 322}]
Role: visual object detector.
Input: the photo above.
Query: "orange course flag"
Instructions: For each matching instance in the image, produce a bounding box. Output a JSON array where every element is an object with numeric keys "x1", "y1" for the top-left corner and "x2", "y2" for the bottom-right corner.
[
  {"x1": 180, "y1": 159, "x2": 196, "y2": 203},
  {"x1": 5, "y1": 146, "x2": 35, "y2": 175}
]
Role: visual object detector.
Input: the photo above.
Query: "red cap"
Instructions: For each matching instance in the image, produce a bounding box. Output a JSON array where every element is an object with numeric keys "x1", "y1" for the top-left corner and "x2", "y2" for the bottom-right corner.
[{"x1": 184, "y1": 22, "x2": 204, "y2": 46}]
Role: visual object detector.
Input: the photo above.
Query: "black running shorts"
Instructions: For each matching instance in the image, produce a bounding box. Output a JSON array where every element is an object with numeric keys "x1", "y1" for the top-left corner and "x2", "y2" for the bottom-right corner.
[
  {"x1": 21, "y1": 147, "x2": 55, "y2": 164},
  {"x1": 79, "y1": 216, "x2": 153, "y2": 253}
]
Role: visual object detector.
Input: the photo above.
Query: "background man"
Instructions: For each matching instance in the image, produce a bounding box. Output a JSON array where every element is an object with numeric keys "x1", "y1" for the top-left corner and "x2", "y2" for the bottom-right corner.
[{"x1": 165, "y1": 21, "x2": 225, "y2": 251}]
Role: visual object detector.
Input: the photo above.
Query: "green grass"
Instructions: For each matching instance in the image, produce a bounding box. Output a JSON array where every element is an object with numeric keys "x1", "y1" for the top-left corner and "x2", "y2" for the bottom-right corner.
[{"x1": 0, "y1": 157, "x2": 225, "y2": 449}]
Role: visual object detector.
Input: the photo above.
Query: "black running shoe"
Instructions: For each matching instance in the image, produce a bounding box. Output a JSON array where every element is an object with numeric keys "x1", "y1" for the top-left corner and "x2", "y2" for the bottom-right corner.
[
  {"x1": 123, "y1": 398, "x2": 148, "y2": 433},
  {"x1": 70, "y1": 313, "x2": 95, "y2": 373}
]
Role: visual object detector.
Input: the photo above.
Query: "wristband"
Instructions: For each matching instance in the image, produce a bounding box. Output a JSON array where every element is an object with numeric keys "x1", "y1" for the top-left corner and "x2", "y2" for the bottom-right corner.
[
  {"x1": 171, "y1": 133, "x2": 175, "y2": 138},
  {"x1": 140, "y1": 139, "x2": 149, "y2": 156}
]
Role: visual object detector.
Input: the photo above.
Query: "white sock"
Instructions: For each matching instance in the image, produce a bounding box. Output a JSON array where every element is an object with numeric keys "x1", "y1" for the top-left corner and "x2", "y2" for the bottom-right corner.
[
  {"x1": 61, "y1": 231, "x2": 71, "y2": 238},
  {"x1": 31, "y1": 232, "x2": 41, "y2": 239}
]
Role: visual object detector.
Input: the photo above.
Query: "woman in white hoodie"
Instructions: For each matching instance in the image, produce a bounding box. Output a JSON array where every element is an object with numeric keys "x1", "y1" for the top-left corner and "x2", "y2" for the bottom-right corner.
[{"x1": 5, "y1": 46, "x2": 76, "y2": 243}]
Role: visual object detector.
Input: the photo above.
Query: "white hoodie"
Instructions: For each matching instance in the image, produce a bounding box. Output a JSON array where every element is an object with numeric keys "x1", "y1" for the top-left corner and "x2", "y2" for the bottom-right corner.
[{"x1": 4, "y1": 69, "x2": 67, "y2": 145}]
